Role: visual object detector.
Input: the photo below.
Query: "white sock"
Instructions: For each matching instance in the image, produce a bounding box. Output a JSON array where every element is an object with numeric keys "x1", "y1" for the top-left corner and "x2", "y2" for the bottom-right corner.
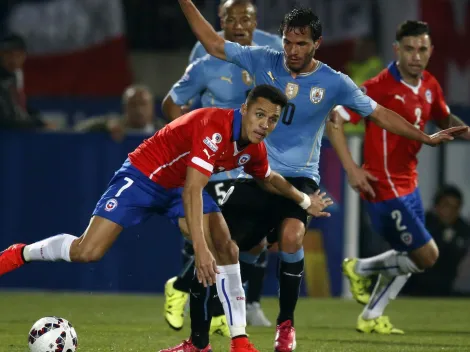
[
  {"x1": 389, "y1": 273, "x2": 411, "y2": 300},
  {"x1": 355, "y1": 250, "x2": 421, "y2": 277},
  {"x1": 23, "y1": 234, "x2": 77, "y2": 262},
  {"x1": 362, "y1": 274, "x2": 395, "y2": 320},
  {"x1": 216, "y1": 263, "x2": 246, "y2": 338}
]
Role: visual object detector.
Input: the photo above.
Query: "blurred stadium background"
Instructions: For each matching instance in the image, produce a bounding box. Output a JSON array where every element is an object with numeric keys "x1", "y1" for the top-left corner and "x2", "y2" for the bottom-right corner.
[{"x1": 0, "y1": 0, "x2": 470, "y2": 350}]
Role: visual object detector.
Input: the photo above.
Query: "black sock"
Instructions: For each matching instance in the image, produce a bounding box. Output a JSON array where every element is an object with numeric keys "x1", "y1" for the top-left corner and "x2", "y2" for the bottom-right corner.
[
  {"x1": 247, "y1": 250, "x2": 268, "y2": 304},
  {"x1": 239, "y1": 260, "x2": 253, "y2": 284},
  {"x1": 212, "y1": 296, "x2": 225, "y2": 317},
  {"x1": 173, "y1": 242, "x2": 195, "y2": 293},
  {"x1": 190, "y1": 276, "x2": 211, "y2": 349},
  {"x1": 277, "y1": 258, "x2": 304, "y2": 326}
]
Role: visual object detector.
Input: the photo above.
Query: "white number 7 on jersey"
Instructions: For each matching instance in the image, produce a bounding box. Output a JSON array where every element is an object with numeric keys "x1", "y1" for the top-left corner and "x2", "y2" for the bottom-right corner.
[{"x1": 115, "y1": 177, "x2": 134, "y2": 197}]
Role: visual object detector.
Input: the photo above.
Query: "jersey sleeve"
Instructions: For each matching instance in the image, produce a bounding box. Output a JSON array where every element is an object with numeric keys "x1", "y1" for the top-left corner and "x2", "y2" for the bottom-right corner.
[
  {"x1": 431, "y1": 80, "x2": 451, "y2": 120},
  {"x1": 243, "y1": 143, "x2": 271, "y2": 180},
  {"x1": 336, "y1": 73, "x2": 378, "y2": 118},
  {"x1": 188, "y1": 112, "x2": 224, "y2": 177},
  {"x1": 189, "y1": 41, "x2": 207, "y2": 63},
  {"x1": 169, "y1": 59, "x2": 207, "y2": 106},
  {"x1": 224, "y1": 41, "x2": 268, "y2": 75}
]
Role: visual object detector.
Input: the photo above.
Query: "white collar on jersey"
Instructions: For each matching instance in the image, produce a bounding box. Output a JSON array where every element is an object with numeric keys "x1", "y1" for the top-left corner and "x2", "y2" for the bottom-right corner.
[{"x1": 282, "y1": 59, "x2": 322, "y2": 77}]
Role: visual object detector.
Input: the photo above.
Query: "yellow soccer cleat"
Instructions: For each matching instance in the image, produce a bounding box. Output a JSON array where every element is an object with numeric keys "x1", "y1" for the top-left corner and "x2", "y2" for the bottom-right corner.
[
  {"x1": 356, "y1": 315, "x2": 404, "y2": 335},
  {"x1": 164, "y1": 276, "x2": 189, "y2": 330},
  {"x1": 209, "y1": 315, "x2": 231, "y2": 337},
  {"x1": 342, "y1": 258, "x2": 372, "y2": 305}
]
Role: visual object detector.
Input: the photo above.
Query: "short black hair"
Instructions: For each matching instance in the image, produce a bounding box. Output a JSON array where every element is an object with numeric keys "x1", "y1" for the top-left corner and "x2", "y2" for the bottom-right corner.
[
  {"x1": 433, "y1": 185, "x2": 463, "y2": 206},
  {"x1": 247, "y1": 84, "x2": 288, "y2": 109},
  {"x1": 396, "y1": 21, "x2": 430, "y2": 42},
  {"x1": 0, "y1": 33, "x2": 26, "y2": 51},
  {"x1": 279, "y1": 7, "x2": 322, "y2": 41}
]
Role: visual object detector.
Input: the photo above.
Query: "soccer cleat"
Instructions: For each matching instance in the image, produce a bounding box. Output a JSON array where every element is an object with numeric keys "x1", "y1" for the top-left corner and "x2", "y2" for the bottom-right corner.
[
  {"x1": 274, "y1": 320, "x2": 296, "y2": 352},
  {"x1": 247, "y1": 302, "x2": 272, "y2": 327},
  {"x1": 209, "y1": 315, "x2": 230, "y2": 337},
  {"x1": 159, "y1": 338, "x2": 212, "y2": 352},
  {"x1": 356, "y1": 315, "x2": 404, "y2": 334},
  {"x1": 164, "y1": 276, "x2": 189, "y2": 330},
  {"x1": 342, "y1": 258, "x2": 372, "y2": 305},
  {"x1": 230, "y1": 336, "x2": 259, "y2": 352},
  {"x1": 0, "y1": 244, "x2": 26, "y2": 276}
]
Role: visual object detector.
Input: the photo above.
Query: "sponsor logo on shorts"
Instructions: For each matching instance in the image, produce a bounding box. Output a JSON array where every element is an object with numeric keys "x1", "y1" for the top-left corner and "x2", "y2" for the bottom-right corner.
[
  {"x1": 238, "y1": 154, "x2": 251, "y2": 165},
  {"x1": 400, "y1": 232, "x2": 413, "y2": 246},
  {"x1": 203, "y1": 137, "x2": 218, "y2": 152},
  {"x1": 105, "y1": 198, "x2": 118, "y2": 212}
]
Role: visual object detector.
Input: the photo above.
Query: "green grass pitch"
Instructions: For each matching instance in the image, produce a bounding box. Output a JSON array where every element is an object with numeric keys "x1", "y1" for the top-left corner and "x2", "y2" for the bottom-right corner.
[{"x1": 1, "y1": 292, "x2": 470, "y2": 351}]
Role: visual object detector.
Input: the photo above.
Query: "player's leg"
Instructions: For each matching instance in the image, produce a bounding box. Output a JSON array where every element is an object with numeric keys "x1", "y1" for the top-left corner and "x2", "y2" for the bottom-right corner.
[
  {"x1": 273, "y1": 177, "x2": 318, "y2": 352},
  {"x1": 345, "y1": 189, "x2": 435, "y2": 334},
  {"x1": 164, "y1": 239, "x2": 194, "y2": 330},
  {"x1": 0, "y1": 164, "x2": 157, "y2": 276}
]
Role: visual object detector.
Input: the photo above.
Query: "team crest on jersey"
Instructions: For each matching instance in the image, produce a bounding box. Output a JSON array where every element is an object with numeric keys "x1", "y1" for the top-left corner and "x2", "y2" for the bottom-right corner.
[
  {"x1": 425, "y1": 89, "x2": 433, "y2": 104},
  {"x1": 400, "y1": 232, "x2": 413, "y2": 246},
  {"x1": 285, "y1": 83, "x2": 299, "y2": 100},
  {"x1": 105, "y1": 198, "x2": 118, "y2": 212},
  {"x1": 238, "y1": 154, "x2": 251, "y2": 166},
  {"x1": 242, "y1": 70, "x2": 253, "y2": 86},
  {"x1": 211, "y1": 133, "x2": 222, "y2": 144},
  {"x1": 310, "y1": 87, "x2": 325, "y2": 104}
]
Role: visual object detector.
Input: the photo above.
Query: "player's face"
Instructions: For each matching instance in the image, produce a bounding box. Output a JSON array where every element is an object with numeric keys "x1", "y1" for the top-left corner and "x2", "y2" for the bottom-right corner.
[
  {"x1": 394, "y1": 34, "x2": 433, "y2": 78},
  {"x1": 124, "y1": 90, "x2": 154, "y2": 128},
  {"x1": 282, "y1": 27, "x2": 321, "y2": 73},
  {"x1": 221, "y1": 3, "x2": 256, "y2": 46},
  {"x1": 240, "y1": 97, "x2": 281, "y2": 144},
  {"x1": 0, "y1": 49, "x2": 26, "y2": 72},
  {"x1": 434, "y1": 195, "x2": 461, "y2": 226}
]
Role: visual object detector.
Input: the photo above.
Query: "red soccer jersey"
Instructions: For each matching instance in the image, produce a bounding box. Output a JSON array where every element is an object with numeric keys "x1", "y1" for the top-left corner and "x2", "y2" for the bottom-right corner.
[
  {"x1": 129, "y1": 108, "x2": 271, "y2": 188},
  {"x1": 344, "y1": 62, "x2": 450, "y2": 202}
]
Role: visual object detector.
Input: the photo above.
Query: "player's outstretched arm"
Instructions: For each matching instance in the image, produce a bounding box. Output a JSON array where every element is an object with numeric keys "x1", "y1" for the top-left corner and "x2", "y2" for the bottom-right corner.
[
  {"x1": 178, "y1": 0, "x2": 227, "y2": 60},
  {"x1": 326, "y1": 111, "x2": 377, "y2": 198},
  {"x1": 433, "y1": 113, "x2": 470, "y2": 140},
  {"x1": 183, "y1": 167, "x2": 219, "y2": 287},
  {"x1": 369, "y1": 105, "x2": 468, "y2": 146},
  {"x1": 261, "y1": 171, "x2": 333, "y2": 217},
  {"x1": 162, "y1": 94, "x2": 184, "y2": 121}
]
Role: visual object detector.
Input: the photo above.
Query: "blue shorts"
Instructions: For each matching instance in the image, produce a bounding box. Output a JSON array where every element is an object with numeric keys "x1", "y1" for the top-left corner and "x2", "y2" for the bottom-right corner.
[
  {"x1": 365, "y1": 188, "x2": 431, "y2": 252},
  {"x1": 93, "y1": 160, "x2": 220, "y2": 228}
]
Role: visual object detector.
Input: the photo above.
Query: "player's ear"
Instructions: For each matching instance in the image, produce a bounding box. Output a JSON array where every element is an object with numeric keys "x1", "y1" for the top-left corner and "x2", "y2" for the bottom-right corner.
[
  {"x1": 429, "y1": 44, "x2": 434, "y2": 57},
  {"x1": 392, "y1": 41, "x2": 400, "y2": 56},
  {"x1": 241, "y1": 103, "x2": 247, "y2": 115},
  {"x1": 314, "y1": 37, "x2": 322, "y2": 50}
]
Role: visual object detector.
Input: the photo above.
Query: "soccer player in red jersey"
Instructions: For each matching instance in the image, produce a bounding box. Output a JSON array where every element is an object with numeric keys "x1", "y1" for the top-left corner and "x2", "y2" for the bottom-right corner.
[
  {"x1": 327, "y1": 21, "x2": 470, "y2": 334},
  {"x1": 0, "y1": 85, "x2": 333, "y2": 352}
]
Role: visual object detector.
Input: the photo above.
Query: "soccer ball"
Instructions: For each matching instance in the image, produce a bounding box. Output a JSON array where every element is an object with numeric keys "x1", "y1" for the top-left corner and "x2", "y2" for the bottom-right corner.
[{"x1": 28, "y1": 316, "x2": 78, "y2": 352}]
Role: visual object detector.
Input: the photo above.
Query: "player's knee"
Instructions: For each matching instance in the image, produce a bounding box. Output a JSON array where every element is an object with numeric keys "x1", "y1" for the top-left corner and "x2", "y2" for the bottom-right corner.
[
  {"x1": 279, "y1": 221, "x2": 305, "y2": 252},
  {"x1": 213, "y1": 237, "x2": 239, "y2": 263},
  {"x1": 411, "y1": 241, "x2": 439, "y2": 270}
]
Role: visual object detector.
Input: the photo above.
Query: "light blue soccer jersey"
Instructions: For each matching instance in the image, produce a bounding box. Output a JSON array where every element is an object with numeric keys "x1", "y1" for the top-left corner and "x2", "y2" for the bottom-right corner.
[
  {"x1": 224, "y1": 42, "x2": 377, "y2": 183},
  {"x1": 170, "y1": 54, "x2": 255, "y2": 181},
  {"x1": 189, "y1": 29, "x2": 283, "y2": 63}
]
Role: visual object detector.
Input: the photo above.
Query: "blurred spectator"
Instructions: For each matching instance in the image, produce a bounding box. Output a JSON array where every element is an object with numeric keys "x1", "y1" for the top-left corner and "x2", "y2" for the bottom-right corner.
[
  {"x1": 404, "y1": 185, "x2": 470, "y2": 296},
  {"x1": 75, "y1": 85, "x2": 166, "y2": 142},
  {"x1": 346, "y1": 36, "x2": 383, "y2": 86},
  {"x1": 0, "y1": 33, "x2": 47, "y2": 130}
]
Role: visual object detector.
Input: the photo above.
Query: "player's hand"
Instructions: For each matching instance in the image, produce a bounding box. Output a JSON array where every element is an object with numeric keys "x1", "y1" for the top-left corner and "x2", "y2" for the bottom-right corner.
[
  {"x1": 346, "y1": 165, "x2": 378, "y2": 198},
  {"x1": 425, "y1": 126, "x2": 469, "y2": 146},
  {"x1": 306, "y1": 190, "x2": 334, "y2": 217},
  {"x1": 328, "y1": 109, "x2": 342, "y2": 129},
  {"x1": 194, "y1": 246, "x2": 219, "y2": 287}
]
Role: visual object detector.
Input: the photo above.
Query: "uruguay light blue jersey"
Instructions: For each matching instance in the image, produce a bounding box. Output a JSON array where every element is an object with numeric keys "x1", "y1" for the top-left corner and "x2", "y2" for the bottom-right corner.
[
  {"x1": 224, "y1": 42, "x2": 377, "y2": 183},
  {"x1": 170, "y1": 53, "x2": 255, "y2": 181},
  {"x1": 189, "y1": 29, "x2": 283, "y2": 63}
]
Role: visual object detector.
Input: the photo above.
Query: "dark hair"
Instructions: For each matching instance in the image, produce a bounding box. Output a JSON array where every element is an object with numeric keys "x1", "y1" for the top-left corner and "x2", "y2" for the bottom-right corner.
[
  {"x1": 247, "y1": 84, "x2": 288, "y2": 109},
  {"x1": 396, "y1": 21, "x2": 430, "y2": 41},
  {"x1": 279, "y1": 7, "x2": 322, "y2": 41},
  {"x1": 0, "y1": 33, "x2": 26, "y2": 51},
  {"x1": 433, "y1": 185, "x2": 463, "y2": 206}
]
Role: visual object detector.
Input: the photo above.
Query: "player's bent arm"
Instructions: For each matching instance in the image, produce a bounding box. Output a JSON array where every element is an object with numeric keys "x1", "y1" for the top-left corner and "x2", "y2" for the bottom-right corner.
[
  {"x1": 434, "y1": 114, "x2": 470, "y2": 140},
  {"x1": 325, "y1": 112, "x2": 357, "y2": 172},
  {"x1": 162, "y1": 94, "x2": 185, "y2": 121},
  {"x1": 182, "y1": 167, "x2": 211, "y2": 251},
  {"x1": 178, "y1": 0, "x2": 226, "y2": 60},
  {"x1": 369, "y1": 104, "x2": 431, "y2": 144}
]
